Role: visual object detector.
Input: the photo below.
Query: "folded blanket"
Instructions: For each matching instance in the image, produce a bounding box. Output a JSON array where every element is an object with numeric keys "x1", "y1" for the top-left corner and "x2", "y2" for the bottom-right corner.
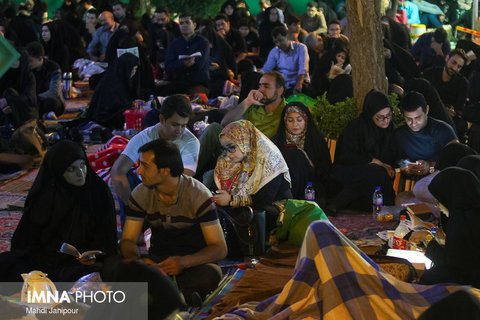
[{"x1": 214, "y1": 220, "x2": 480, "y2": 319}]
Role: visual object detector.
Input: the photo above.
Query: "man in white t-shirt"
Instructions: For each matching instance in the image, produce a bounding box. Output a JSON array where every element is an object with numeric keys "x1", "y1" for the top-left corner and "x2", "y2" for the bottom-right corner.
[{"x1": 111, "y1": 95, "x2": 200, "y2": 214}]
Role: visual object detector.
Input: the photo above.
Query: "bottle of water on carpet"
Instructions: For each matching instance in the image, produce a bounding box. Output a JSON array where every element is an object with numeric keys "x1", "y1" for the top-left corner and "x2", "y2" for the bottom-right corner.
[
  {"x1": 372, "y1": 186, "x2": 383, "y2": 219},
  {"x1": 305, "y1": 182, "x2": 315, "y2": 201}
]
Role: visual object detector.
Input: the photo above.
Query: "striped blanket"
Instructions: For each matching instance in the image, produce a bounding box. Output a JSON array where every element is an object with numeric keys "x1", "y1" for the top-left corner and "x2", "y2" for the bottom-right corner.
[{"x1": 213, "y1": 221, "x2": 480, "y2": 319}]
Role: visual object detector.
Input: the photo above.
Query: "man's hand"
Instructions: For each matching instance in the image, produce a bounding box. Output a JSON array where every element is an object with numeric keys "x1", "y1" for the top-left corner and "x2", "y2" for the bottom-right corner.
[
  {"x1": 183, "y1": 57, "x2": 195, "y2": 67},
  {"x1": 209, "y1": 62, "x2": 220, "y2": 71},
  {"x1": 1, "y1": 105, "x2": 12, "y2": 115},
  {"x1": 158, "y1": 256, "x2": 186, "y2": 275},
  {"x1": 403, "y1": 160, "x2": 430, "y2": 176},
  {"x1": 213, "y1": 190, "x2": 232, "y2": 206},
  {"x1": 446, "y1": 105, "x2": 456, "y2": 117},
  {"x1": 245, "y1": 89, "x2": 264, "y2": 105}
]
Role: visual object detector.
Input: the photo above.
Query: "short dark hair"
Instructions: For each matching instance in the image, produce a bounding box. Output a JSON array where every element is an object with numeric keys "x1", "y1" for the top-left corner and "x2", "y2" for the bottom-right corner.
[
  {"x1": 215, "y1": 13, "x2": 229, "y2": 22},
  {"x1": 286, "y1": 15, "x2": 300, "y2": 26},
  {"x1": 179, "y1": 13, "x2": 195, "y2": 21},
  {"x1": 86, "y1": 8, "x2": 98, "y2": 16},
  {"x1": 271, "y1": 25, "x2": 287, "y2": 38},
  {"x1": 155, "y1": 7, "x2": 169, "y2": 15},
  {"x1": 138, "y1": 139, "x2": 184, "y2": 177},
  {"x1": 448, "y1": 48, "x2": 468, "y2": 64},
  {"x1": 400, "y1": 91, "x2": 427, "y2": 113},
  {"x1": 159, "y1": 94, "x2": 191, "y2": 120},
  {"x1": 263, "y1": 70, "x2": 286, "y2": 91},
  {"x1": 433, "y1": 27, "x2": 447, "y2": 44},
  {"x1": 307, "y1": 1, "x2": 318, "y2": 8},
  {"x1": 26, "y1": 41, "x2": 44, "y2": 58},
  {"x1": 112, "y1": 1, "x2": 125, "y2": 8},
  {"x1": 328, "y1": 19, "x2": 341, "y2": 27}
]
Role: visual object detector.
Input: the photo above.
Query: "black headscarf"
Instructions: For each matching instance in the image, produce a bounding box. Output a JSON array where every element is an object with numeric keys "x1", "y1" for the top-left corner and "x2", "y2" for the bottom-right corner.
[
  {"x1": 41, "y1": 21, "x2": 71, "y2": 72},
  {"x1": 435, "y1": 142, "x2": 477, "y2": 170},
  {"x1": 86, "y1": 52, "x2": 139, "y2": 129},
  {"x1": 427, "y1": 167, "x2": 480, "y2": 288},
  {"x1": 429, "y1": 167, "x2": 480, "y2": 214},
  {"x1": 258, "y1": 7, "x2": 283, "y2": 58},
  {"x1": 457, "y1": 155, "x2": 480, "y2": 180},
  {"x1": 273, "y1": 103, "x2": 331, "y2": 173},
  {"x1": 0, "y1": 48, "x2": 38, "y2": 128},
  {"x1": 11, "y1": 140, "x2": 117, "y2": 255},
  {"x1": 404, "y1": 78, "x2": 455, "y2": 128},
  {"x1": 336, "y1": 89, "x2": 394, "y2": 164}
]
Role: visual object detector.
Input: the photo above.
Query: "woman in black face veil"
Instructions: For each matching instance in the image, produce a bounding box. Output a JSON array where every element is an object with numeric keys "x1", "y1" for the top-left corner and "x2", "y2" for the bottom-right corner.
[{"x1": 0, "y1": 140, "x2": 117, "y2": 283}]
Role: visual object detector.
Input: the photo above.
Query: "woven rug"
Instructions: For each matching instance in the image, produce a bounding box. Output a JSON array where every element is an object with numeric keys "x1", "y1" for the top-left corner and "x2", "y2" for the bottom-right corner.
[
  {"x1": 0, "y1": 211, "x2": 22, "y2": 253},
  {"x1": 0, "y1": 170, "x2": 38, "y2": 195},
  {"x1": 329, "y1": 213, "x2": 398, "y2": 247}
]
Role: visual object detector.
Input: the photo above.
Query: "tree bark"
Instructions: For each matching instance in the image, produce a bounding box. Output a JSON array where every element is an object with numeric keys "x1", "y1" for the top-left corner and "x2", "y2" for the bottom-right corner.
[{"x1": 346, "y1": 0, "x2": 387, "y2": 112}]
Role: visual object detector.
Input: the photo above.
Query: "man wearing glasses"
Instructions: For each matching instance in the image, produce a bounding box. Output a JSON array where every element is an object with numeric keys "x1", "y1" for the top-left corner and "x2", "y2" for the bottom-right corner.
[{"x1": 389, "y1": 91, "x2": 458, "y2": 176}]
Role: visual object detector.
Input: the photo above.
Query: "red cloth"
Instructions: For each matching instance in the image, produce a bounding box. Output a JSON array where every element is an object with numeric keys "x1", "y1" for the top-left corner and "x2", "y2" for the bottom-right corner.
[{"x1": 87, "y1": 136, "x2": 131, "y2": 182}]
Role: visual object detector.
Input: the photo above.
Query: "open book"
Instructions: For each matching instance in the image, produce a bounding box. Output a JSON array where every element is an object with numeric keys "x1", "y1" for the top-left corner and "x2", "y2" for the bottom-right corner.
[
  {"x1": 59, "y1": 242, "x2": 104, "y2": 261},
  {"x1": 178, "y1": 51, "x2": 202, "y2": 60}
]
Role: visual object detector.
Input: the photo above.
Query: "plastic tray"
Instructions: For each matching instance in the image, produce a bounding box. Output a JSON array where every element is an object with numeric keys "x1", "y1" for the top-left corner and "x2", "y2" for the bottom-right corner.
[{"x1": 0, "y1": 36, "x2": 20, "y2": 78}]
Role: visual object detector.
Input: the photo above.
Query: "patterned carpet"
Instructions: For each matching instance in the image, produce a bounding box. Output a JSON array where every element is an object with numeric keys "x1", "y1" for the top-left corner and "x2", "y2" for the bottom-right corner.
[{"x1": 0, "y1": 211, "x2": 22, "y2": 252}]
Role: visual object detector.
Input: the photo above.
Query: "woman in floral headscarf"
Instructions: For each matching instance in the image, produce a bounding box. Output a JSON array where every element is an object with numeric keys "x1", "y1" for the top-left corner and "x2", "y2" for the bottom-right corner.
[
  {"x1": 271, "y1": 102, "x2": 331, "y2": 205},
  {"x1": 213, "y1": 120, "x2": 292, "y2": 230}
]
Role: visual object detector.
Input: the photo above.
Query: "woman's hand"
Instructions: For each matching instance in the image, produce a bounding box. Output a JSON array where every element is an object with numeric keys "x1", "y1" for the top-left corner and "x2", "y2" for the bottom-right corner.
[
  {"x1": 409, "y1": 230, "x2": 431, "y2": 244},
  {"x1": 371, "y1": 158, "x2": 395, "y2": 178},
  {"x1": 328, "y1": 61, "x2": 344, "y2": 79},
  {"x1": 213, "y1": 190, "x2": 232, "y2": 206}
]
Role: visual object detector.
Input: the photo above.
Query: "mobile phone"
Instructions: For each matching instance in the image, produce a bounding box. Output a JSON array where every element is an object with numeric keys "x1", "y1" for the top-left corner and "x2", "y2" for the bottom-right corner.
[{"x1": 397, "y1": 159, "x2": 414, "y2": 168}]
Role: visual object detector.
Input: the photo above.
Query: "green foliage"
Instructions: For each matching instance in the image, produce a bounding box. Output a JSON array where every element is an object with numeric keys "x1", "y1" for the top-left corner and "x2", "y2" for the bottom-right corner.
[
  {"x1": 312, "y1": 93, "x2": 404, "y2": 140},
  {"x1": 388, "y1": 93, "x2": 405, "y2": 127},
  {"x1": 312, "y1": 94, "x2": 358, "y2": 140},
  {"x1": 152, "y1": 0, "x2": 225, "y2": 18}
]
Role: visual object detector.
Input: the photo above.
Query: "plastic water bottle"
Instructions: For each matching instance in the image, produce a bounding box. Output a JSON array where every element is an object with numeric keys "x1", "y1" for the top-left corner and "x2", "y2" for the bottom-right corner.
[
  {"x1": 430, "y1": 227, "x2": 437, "y2": 238},
  {"x1": 372, "y1": 186, "x2": 383, "y2": 219},
  {"x1": 305, "y1": 182, "x2": 315, "y2": 201},
  {"x1": 393, "y1": 215, "x2": 409, "y2": 249}
]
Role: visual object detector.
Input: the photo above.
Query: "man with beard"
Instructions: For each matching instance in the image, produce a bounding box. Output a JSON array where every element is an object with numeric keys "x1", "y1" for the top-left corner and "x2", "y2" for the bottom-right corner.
[
  {"x1": 423, "y1": 48, "x2": 469, "y2": 141},
  {"x1": 120, "y1": 139, "x2": 226, "y2": 306},
  {"x1": 388, "y1": 91, "x2": 458, "y2": 176},
  {"x1": 221, "y1": 70, "x2": 286, "y2": 137},
  {"x1": 87, "y1": 11, "x2": 119, "y2": 62}
]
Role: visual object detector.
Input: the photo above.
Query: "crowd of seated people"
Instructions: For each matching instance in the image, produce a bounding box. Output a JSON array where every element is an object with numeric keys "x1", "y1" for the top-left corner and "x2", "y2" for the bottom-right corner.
[{"x1": 2, "y1": 0, "x2": 480, "y2": 314}]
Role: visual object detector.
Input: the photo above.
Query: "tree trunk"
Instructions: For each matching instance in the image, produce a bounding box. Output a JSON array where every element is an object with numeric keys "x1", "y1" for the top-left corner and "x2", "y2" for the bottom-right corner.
[{"x1": 346, "y1": 0, "x2": 387, "y2": 112}]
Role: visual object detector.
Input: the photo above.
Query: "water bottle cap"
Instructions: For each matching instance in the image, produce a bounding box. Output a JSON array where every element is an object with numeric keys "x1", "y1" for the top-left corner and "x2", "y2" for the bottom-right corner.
[
  {"x1": 375, "y1": 186, "x2": 381, "y2": 190},
  {"x1": 430, "y1": 227, "x2": 437, "y2": 232},
  {"x1": 307, "y1": 182, "x2": 312, "y2": 186},
  {"x1": 400, "y1": 215, "x2": 406, "y2": 220}
]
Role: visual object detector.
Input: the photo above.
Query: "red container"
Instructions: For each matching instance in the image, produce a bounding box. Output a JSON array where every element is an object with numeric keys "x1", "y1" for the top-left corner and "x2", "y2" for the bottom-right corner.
[{"x1": 123, "y1": 109, "x2": 149, "y2": 130}]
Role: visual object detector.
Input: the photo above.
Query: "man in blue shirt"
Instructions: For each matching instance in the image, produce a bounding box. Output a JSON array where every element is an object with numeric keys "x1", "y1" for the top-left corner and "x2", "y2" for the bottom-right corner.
[
  {"x1": 87, "y1": 11, "x2": 119, "y2": 62},
  {"x1": 161, "y1": 13, "x2": 210, "y2": 95},
  {"x1": 263, "y1": 26, "x2": 309, "y2": 96},
  {"x1": 390, "y1": 91, "x2": 458, "y2": 176}
]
